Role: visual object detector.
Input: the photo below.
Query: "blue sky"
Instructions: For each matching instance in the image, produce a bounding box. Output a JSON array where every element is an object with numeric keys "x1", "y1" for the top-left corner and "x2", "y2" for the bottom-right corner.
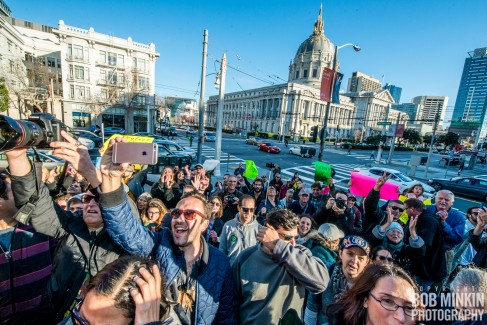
[{"x1": 8, "y1": 0, "x2": 487, "y2": 122}]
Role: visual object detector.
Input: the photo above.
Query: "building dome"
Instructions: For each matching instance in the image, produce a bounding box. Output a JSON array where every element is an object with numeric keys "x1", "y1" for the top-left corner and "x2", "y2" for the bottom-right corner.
[{"x1": 289, "y1": 6, "x2": 336, "y2": 89}]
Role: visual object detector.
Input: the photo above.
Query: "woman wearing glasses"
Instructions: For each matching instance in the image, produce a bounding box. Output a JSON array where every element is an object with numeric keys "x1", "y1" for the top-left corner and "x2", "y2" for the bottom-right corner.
[
  {"x1": 141, "y1": 198, "x2": 168, "y2": 232},
  {"x1": 326, "y1": 263, "x2": 422, "y2": 325},
  {"x1": 371, "y1": 246, "x2": 394, "y2": 264},
  {"x1": 205, "y1": 196, "x2": 224, "y2": 247}
]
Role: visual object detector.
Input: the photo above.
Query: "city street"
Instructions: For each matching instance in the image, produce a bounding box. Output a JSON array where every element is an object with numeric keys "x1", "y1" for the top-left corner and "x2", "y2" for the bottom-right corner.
[{"x1": 172, "y1": 131, "x2": 486, "y2": 213}]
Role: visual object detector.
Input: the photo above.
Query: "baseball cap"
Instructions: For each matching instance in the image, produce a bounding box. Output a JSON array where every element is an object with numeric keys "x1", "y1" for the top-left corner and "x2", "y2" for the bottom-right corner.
[
  {"x1": 339, "y1": 235, "x2": 371, "y2": 256},
  {"x1": 318, "y1": 223, "x2": 344, "y2": 241},
  {"x1": 194, "y1": 164, "x2": 204, "y2": 169},
  {"x1": 299, "y1": 188, "x2": 310, "y2": 196}
]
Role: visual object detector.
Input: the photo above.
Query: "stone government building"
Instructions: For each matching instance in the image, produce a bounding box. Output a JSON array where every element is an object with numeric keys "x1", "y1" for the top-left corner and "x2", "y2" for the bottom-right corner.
[{"x1": 206, "y1": 8, "x2": 402, "y2": 140}]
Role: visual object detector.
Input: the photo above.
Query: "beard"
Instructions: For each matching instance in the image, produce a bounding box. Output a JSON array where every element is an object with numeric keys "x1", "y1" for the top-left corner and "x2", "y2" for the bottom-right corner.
[{"x1": 172, "y1": 219, "x2": 201, "y2": 247}]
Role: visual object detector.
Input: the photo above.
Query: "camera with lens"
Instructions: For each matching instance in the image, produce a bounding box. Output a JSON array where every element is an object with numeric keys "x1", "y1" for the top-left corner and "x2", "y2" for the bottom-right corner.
[
  {"x1": 0, "y1": 113, "x2": 67, "y2": 152},
  {"x1": 335, "y1": 197, "x2": 346, "y2": 209},
  {"x1": 226, "y1": 193, "x2": 237, "y2": 202}
]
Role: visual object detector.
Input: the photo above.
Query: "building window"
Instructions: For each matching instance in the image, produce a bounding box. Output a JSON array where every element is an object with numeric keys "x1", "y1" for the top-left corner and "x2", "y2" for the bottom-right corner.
[
  {"x1": 99, "y1": 50, "x2": 106, "y2": 63},
  {"x1": 117, "y1": 54, "x2": 124, "y2": 66},
  {"x1": 68, "y1": 44, "x2": 88, "y2": 60},
  {"x1": 57, "y1": 59, "x2": 61, "y2": 68},
  {"x1": 38, "y1": 56, "x2": 46, "y2": 66},
  {"x1": 312, "y1": 69, "x2": 318, "y2": 78},
  {"x1": 47, "y1": 57, "x2": 56, "y2": 67},
  {"x1": 7, "y1": 40, "x2": 12, "y2": 52},
  {"x1": 137, "y1": 77, "x2": 149, "y2": 89},
  {"x1": 295, "y1": 70, "x2": 299, "y2": 79},
  {"x1": 70, "y1": 85, "x2": 90, "y2": 99},
  {"x1": 70, "y1": 65, "x2": 89, "y2": 81},
  {"x1": 108, "y1": 52, "x2": 117, "y2": 66},
  {"x1": 101, "y1": 88, "x2": 108, "y2": 100},
  {"x1": 303, "y1": 69, "x2": 308, "y2": 78},
  {"x1": 133, "y1": 58, "x2": 148, "y2": 73}
]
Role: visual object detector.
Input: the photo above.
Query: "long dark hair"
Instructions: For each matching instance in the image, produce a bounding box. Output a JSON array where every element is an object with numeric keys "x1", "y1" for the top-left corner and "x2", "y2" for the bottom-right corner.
[
  {"x1": 326, "y1": 263, "x2": 421, "y2": 325},
  {"x1": 84, "y1": 255, "x2": 169, "y2": 320}
]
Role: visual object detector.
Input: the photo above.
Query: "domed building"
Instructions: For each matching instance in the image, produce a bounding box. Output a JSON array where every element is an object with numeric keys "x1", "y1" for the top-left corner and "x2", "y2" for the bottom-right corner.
[
  {"x1": 288, "y1": 7, "x2": 337, "y2": 89},
  {"x1": 206, "y1": 7, "x2": 356, "y2": 139}
]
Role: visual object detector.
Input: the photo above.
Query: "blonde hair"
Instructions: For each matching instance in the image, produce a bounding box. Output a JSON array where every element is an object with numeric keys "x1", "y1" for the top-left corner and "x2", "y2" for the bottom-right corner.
[{"x1": 141, "y1": 198, "x2": 168, "y2": 228}]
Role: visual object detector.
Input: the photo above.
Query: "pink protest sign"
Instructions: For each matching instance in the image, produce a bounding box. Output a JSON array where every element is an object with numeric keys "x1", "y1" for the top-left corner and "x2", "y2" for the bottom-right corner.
[{"x1": 350, "y1": 172, "x2": 400, "y2": 200}]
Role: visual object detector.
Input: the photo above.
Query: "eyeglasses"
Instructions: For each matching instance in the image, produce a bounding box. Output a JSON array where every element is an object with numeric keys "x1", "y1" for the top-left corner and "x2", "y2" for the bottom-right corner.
[
  {"x1": 278, "y1": 232, "x2": 299, "y2": 241},
  {"x1": 170, "y1": 208, "x2": 206, "y2": 221},
  {"x1": 369, "y1": 293, "x2": 416, "y2": 317},
  {"x1": 390, "y1": 206, "x2": 405, "y2": 212},
  {"x1": 71, "y1": 300, "x2": 86, "y2": 325},
  {"x1": 241, "y1": 207, "x2": 255, "y2": 213},
  {"x1": 376, "y1": 255, "x2": 394, "y2": 263},
  {"x1": 148, "y1": 211, "x2": 161, "y2": 216},
  {"x1": 210, "y1": 202, "x2": 221, "y2": 207}
]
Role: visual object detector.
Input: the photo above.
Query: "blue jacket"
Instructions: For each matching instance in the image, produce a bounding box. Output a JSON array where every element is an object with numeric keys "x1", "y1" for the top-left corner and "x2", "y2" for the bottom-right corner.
[
  {"x1": 426, "y1": 205, "x2": 466, "y2": 250},
  {"x1": 99, "y1": 185, "x2": 236, "y2": 325}
]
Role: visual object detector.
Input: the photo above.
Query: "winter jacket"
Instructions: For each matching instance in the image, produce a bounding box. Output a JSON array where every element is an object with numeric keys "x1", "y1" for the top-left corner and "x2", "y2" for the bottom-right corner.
[
  {"x1": 150, "y1": 181, "x2": 181, "y2": 209},
  {"x1": 99, "y1": 185, "x2": 236, "y2": 325},
  {"x1": 10, "y1": 170, "x2": 125, "y2": 323},
  {"x1": 312, "y1": 205, "x2": 354, "y2": 235},
  {"x1": 0, "y1": 224, "x2": 53, "y2": 325},
  {"x1": 288, "y1": 200, "x2": 316, "y2": 216},
  {"x1": 219, "y1": 215, "x2": 260, "y2": 265},
  {"x1": 469, "y1": 231, "x2": 487, "y2": 268},
  {"x1": 126, "y1": 168, "x2": 148, "y2": 201},
  {"x1": 426, "y1": 205, "x2": 466, "y2": 250}
]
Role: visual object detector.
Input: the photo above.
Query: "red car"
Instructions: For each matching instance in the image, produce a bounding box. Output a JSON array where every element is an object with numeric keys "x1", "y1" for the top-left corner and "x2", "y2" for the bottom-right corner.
[{"x1": 258, "y1": 142, "x2": 281, "y2": 154}]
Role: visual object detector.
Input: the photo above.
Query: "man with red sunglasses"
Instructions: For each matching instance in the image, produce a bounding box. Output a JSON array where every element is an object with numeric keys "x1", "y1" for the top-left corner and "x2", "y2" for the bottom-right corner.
[{"x1": 98, "y1": 137, "x2": 236, "y2": 325}]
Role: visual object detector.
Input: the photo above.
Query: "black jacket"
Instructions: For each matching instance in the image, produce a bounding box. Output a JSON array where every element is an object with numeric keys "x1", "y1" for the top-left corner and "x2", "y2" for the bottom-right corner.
[
  {"x1": 469, "y1": 231, "x2": 487, "y2": 268},
  {"x1": 312, "y1": 205, "x2": 355, "y2": 236},
  {"x1": 10, "y1": 169, "x2": 125, "y2": 323},
  {"x1": 150, "y1": 181, "x2": 181, "y2": 209}
]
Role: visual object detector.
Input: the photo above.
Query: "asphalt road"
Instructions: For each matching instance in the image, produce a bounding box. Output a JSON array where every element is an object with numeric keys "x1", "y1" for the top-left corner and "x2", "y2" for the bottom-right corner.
[{"x1": 175, "y1": 131, "x2": 483, "y2": 214}]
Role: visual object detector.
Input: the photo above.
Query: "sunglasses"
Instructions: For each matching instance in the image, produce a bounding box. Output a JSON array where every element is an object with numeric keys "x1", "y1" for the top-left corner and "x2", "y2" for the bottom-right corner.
[
  {"x1": 71, "y1": 300, "x2": 86, "y2": 325},
  {"x1": 170, "y1": 208, "x2": 206, "y2": 221},
  {"x1": 278, "y1": 232, "x2": 299, "y2": 241},
  {"x1": 241, "y1": 207, "x2": 255, "y2": 213},
  {"x1": 390, "y1": 206, "x2": 404, "y2": 212},
  {"x1": 377, "y1": 255, "x2": 394, "y2": 263},
  {"x1": 82, "y1": 194, "x2": 99, "y2": 204}
]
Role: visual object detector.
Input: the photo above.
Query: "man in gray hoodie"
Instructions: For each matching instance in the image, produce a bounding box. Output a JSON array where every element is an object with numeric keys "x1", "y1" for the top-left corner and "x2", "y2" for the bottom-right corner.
[
  {"x1": 219, "y1": 195, "x2": 260, "y2": 265},
  {"x1": 233, "y1": 209, "x2": 329, "y2": 325}
]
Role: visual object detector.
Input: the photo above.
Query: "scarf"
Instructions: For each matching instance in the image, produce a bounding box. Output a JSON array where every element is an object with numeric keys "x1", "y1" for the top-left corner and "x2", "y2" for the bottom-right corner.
[
  {"x1": 330, "y1": 263, "x2": 349, "y2": 301},
  {"x1": 382, "y1": 238, "x2": 404, "y2": 253}
]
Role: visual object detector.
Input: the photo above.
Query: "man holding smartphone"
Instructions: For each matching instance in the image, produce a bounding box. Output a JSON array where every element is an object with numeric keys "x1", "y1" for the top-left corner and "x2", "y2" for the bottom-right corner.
[{"x1": 97, "y1": 137, "x2": 236, "y2": 325}]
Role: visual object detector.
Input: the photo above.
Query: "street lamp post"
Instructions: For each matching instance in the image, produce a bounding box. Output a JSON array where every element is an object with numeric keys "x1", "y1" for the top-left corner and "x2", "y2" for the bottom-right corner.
[
  {"x1": 318, "y1": 43, "x2": 360, "y2": 161},
  {"x1": 215, "y1": 53, "x2": 227, "y2": 162}
]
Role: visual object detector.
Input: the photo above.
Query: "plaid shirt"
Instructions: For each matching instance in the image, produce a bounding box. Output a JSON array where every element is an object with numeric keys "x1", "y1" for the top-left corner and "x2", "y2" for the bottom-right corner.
[{"x1": 309, "y1": 194, "x2": 324, "y2": 210}]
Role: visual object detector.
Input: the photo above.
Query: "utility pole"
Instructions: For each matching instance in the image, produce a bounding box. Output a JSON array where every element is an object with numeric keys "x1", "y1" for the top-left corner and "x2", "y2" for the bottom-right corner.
[
  {"x1": 215, "y1": 53, "x2": 227, "y2": 162},
  {"x1": 386, "y1": 112, "x2": 401, "y2": 164},
  {"x1": 197, "y1": 30, "x2": 208, "y2": 164},
  {"x1": 423, "y1": 110, "x2": 440, "y2": 178}
]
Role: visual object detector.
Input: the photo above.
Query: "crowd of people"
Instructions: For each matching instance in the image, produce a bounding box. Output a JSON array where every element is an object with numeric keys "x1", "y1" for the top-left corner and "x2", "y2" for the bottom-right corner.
[{"x1": 1, "y1": 131, "x2": 487, "y2": 325}]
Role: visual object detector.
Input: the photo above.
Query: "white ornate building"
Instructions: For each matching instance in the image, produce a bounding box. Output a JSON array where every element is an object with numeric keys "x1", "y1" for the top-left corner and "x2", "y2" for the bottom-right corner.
[{"x1": 206, "y1": 8, "x2": 356, "y2": 139}]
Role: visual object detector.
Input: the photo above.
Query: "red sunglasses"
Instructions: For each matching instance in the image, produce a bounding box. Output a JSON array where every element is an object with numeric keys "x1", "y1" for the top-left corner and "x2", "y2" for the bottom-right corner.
[{"x1": 170, "y1": 208, "x2": 206, "y2": 221}]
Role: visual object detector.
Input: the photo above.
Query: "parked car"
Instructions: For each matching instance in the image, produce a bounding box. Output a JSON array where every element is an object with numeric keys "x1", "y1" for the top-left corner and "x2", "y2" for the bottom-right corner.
[
  {"x1": 339, "y1": 142, "x2": 353, "y2": 149},
  {"x1": 428, "y1": 176, "x2": 487, "y2": 201},
  {"x1": 0, "y1": 150, "x2": 64, "y2": 169},
  {"x1": 133, "y1": 132, "x2": 167, "y2": 141},
  {"x1": 186, "y1": 128, "x2": 197, "y2": 136},
  {"x1": 245, "y1": 137, "x2": 262, "y2": 145},
  {"x1": 161, "y1": 127, "x2": 178, "y2": 136},
  {"x1": 203, "y1": 132, "x2": 216, "y2": 142},
  {"x1": 72, "y1": 129, "x2": 103, "y2": 147},
  {"x1": 353, "y1": 166, "x2": 435, "y2": 196},
  {"x1": 258, "y1": 142, "x2": 281, "y2": 154},
  {"x1": 157, "y1": 140, "x2": 196, "y2": 160},
  {"x1": 150, "y1": 145, "x2": 193, "y2": 174},
  {"x1": 94, "y1": 127, "x2": 125, "y2": 136},
  {"x1": 288, "y1": 145, "x2": 316, "y2": 158}
]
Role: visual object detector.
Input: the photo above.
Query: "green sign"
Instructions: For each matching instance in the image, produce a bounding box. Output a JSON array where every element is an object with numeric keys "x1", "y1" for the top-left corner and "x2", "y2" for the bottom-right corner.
[{"x1": 377, "y1": 121, "x2": 392, "y2": 126}]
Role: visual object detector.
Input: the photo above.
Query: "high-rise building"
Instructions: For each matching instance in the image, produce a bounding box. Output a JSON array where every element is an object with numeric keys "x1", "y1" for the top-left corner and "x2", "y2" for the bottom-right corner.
[
  {"x1": 383, "y1": 83, "x2": 402, "y2": 104},
  {"x1": 347, "y1": 71, "x2": 382, "y2": 92},
  {"x1": 392, "y1": 103, "x2": 420, "y2": 121},
  {"x1": 412, "y1": 96, "x2": 448, "y2": 127},
  {"x1": 449, "y1": 47, "x2": 487, "y2": 143}
]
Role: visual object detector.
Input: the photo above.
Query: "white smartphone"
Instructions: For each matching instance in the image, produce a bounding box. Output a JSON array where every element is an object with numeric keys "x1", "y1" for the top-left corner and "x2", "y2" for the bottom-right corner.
[{"x1": 112, "y1": 142, "x2": 158, "y2": 165}]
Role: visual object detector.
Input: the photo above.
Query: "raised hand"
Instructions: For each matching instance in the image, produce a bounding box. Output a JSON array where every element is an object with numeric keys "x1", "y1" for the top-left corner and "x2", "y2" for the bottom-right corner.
[
  {"x1": 131, "y1": 265, "x2": 162, "y2": 325},
  {"x1": 373, "y1": 171, "x2": 392, "y2": 191},
  {"x1": 257, "y1": 223, "x2": 280, "y2": 251}
]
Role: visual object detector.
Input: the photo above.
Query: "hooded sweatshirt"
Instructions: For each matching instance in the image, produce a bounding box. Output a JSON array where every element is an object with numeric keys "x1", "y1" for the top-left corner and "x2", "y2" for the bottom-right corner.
[{"x1": 219, "y1": 214, "x2": 260, "y2": 265}]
